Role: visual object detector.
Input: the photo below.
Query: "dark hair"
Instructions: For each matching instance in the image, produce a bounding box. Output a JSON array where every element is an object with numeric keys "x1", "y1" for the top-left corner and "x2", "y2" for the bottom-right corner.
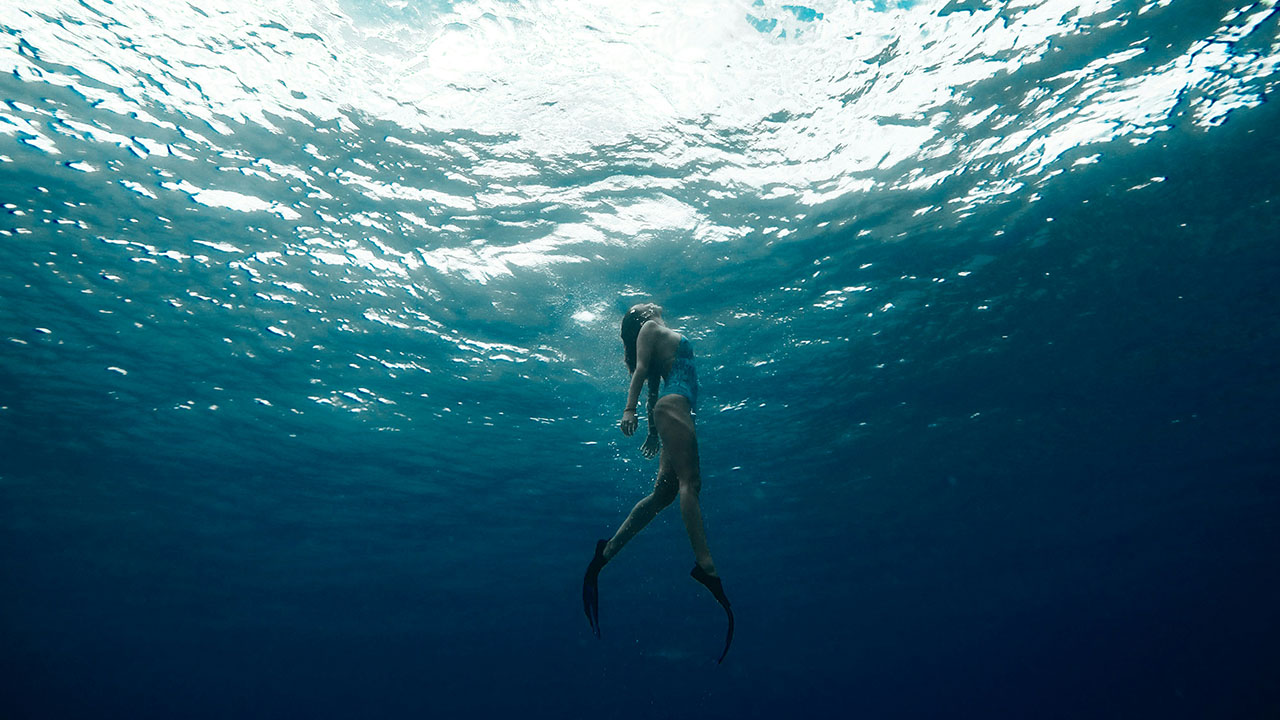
[
  {"x1": 620, "y1": 305, "x2": 652, "y2": 374},
  {"x1": 621, "y1": 305, "x2": 662, "y2": 399}
]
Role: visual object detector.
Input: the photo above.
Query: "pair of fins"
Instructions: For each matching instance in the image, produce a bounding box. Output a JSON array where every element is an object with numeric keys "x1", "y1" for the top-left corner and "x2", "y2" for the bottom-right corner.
[{"x1": 582, "y1": 539, "x2": 735, "y2": 664}]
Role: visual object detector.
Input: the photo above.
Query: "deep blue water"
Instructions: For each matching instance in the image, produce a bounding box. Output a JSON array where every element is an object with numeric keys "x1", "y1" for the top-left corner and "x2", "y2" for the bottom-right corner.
[{"x1": 2, "y1": 0, "x2": 1279, "y2": 717}]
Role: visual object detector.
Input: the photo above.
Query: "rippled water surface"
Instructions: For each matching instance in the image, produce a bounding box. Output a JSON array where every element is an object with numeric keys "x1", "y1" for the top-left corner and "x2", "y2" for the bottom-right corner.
[{"x1": 3, "y1": 0, "x2": 1279, "y2": 717}]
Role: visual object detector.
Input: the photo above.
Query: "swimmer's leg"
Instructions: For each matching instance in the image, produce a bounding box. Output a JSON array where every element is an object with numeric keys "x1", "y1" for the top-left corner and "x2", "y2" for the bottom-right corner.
[
  {"x1": 583, "y1": 461, "x2": 677, "y2": 637},
  {"x1": 603, "y1": 464, "x2": 678, "y2": 562},
  {"x1": 679, "y1": 476, "x2": 714, "y2": 574},
  {"x1": 656, "y1": 396, "x2": 732, "y2": 662},
  {"x1": 659, "y1": 404, "x2": 714, "y2": 574},
  {"x1": 680, "y1": 467, "x2": 733, "y2": 663}
]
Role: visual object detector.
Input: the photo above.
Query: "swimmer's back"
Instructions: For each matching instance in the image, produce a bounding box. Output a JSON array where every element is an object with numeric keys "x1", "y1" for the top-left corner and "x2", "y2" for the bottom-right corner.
[{"x1": 637, "y1": 320, "x2": 685, "y2": 380}]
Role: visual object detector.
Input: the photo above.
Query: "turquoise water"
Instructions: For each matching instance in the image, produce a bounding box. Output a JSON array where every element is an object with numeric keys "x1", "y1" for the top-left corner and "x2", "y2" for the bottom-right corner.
[{"x1": 2, "y1": 0, "x2": 1279, "y2": 716}]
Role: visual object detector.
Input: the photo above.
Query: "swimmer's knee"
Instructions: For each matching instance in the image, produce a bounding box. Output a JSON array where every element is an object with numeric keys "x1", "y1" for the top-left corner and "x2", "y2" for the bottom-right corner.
[
  {"x1": 654, "y1": 475, "x2": 678, "y2": 505},
  {"x1": 657, "y1": 487, "x2": 677, "y2": 508},
  {"x1": 679, "y1": 473, "x2": 702, "y2": 496}
]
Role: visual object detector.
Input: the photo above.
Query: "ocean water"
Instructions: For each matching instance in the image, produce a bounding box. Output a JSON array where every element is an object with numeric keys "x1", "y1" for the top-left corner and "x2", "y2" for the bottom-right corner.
[{"x1": 2, "y1": 0, "x2": 1279, "y2": 717}]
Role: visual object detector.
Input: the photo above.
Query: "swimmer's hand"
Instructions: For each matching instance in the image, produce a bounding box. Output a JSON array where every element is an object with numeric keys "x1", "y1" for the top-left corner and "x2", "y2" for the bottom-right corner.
[
  {"x1": 640, "y1": 433, "x2": 660, "y2": 459},
  {"x1": 620, "y1": 409, "x2": 638, "y2": 436}
]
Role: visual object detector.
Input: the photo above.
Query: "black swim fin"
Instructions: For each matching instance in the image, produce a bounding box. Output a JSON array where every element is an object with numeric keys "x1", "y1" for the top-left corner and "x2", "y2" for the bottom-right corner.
[
  {"x1": 690, "y1": 565, "x2": 734, "y2": 664},
  {"x1": 582, "y1": 539, "x2": 608, "y2": 638}
]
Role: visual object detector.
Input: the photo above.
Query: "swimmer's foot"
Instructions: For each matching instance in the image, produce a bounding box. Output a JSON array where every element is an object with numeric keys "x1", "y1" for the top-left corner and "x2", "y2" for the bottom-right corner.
[
  {"x1": 582, "y1": 539, "x2": 608, "y2": 638},
  {"x1": 690, "y1": 565, "x2": 734, "y2": 664}
]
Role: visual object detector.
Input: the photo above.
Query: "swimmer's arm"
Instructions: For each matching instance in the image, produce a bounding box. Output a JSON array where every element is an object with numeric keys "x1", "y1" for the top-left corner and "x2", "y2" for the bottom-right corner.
[
  {"x1": 640, "y1": 381, "x2": 661, "y2": 458},
  {"x1": 645, "y1": 381, "x2": 660, "y2": 436},
  {"x1": 621, "y1": 323, "x2": 658, "y2": 436}
]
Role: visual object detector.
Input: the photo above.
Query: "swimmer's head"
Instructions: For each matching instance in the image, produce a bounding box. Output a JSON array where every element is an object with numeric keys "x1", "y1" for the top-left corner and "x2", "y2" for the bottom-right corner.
[{"x1": 621, "y1": 303, "x2": 662, "y2": 373}]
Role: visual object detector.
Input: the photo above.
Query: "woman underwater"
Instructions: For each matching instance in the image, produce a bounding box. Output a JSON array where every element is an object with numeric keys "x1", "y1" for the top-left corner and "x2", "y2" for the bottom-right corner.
[{"x1": 582, "y1": 302, "x2": 734, "y2": 663}]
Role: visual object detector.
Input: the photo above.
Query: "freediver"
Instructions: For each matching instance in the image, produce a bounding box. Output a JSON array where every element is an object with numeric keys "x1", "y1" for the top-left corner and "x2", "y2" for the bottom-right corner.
[{"x1": 582, "y1": 302, "x2": 734, "y2": 664}]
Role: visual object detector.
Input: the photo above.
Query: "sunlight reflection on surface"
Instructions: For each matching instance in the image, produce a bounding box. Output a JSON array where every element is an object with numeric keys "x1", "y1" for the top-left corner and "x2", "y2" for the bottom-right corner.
[{"x1": 1, "y1": 0, "x2": 1277, "y2": 430}]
